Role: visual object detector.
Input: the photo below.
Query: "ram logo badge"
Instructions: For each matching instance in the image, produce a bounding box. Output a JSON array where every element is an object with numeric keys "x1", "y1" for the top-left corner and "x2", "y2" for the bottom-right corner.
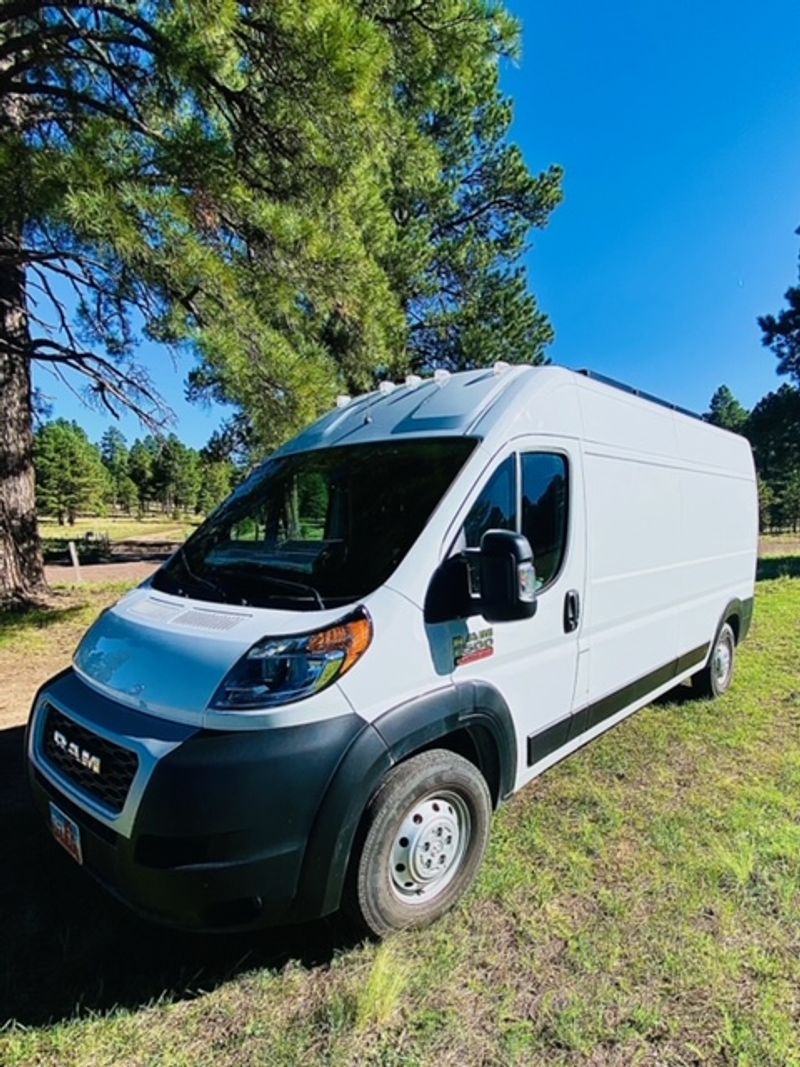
[{"x1": 53, "y1": 729, "x2": 101, "y2": 775}]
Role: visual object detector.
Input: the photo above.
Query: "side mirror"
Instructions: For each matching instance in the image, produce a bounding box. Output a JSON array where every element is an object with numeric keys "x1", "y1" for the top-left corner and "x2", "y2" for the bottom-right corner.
[{"x1": 479, "y1": 529, "x2": 537, "y2": 622}]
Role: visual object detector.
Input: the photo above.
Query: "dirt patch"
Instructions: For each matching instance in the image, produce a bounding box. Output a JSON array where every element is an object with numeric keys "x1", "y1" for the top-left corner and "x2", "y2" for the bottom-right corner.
[
  {"x1": 0, "y1": 587, "x2": 132, "y2": 730},
  {"x1": 45, "y1": 561, "x2": 159, "y2": 585},
  {"x1": 1, "y1": 563, "x2": 157, "y2": 727},
  {"x1": 0, "y1": 635, "x2": 78, "y2": 730},
  {"x1": 759, "y1": 535, "x2": 800, "y2": 556},
  {"x1": 127, "y1": 526, "x2": 189, "y2": 543}
]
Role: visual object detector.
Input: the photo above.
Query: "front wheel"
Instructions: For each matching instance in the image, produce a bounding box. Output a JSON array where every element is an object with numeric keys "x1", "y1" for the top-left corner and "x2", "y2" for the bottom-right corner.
[
  {"x1": 348, "y1": 749, "x2": 492, "y2": 937},
  {"x1": 693, "y1": 621, "x2": 736, "y2": 699}
]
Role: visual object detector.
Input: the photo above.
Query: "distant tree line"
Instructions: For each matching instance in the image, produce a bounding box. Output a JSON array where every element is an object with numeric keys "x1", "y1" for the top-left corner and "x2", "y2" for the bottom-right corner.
[
  {"x1": 714, "y1": 224, "x2": 800, "y2": 533},
  {"x1": 706, "y1": 383, "x2": 800, "y2": 532},
  {"x1": 34, "y1": 422, "x2": 236, "y2": 525}
]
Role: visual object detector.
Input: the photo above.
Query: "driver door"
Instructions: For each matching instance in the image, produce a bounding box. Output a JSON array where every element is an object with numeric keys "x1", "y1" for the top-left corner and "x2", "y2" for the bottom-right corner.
[{"x1": 440, "y1": 438, "x2": 587, "y2": 788}]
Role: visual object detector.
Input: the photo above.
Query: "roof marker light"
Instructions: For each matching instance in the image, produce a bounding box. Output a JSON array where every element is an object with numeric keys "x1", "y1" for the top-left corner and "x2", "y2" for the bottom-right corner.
[
  {"x1": 433, "y1": 369, "x2": 450, "y2": 383},
  {"x1": 405, "y1": 374, "x2": 422, "y2": 388},
  {"x1": 378, "y1": 381, "x2": 396, "y2": 395},
  {"x1": 493, "y1": 361, "x2": 511, "y2": 374},
  {"x1": 335, "y1": 395, "x2": 351, "y2": 409}
]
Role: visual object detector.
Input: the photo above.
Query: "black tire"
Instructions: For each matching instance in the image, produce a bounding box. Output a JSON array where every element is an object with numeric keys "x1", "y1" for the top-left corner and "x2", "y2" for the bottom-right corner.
[
  {"x1": 347, "y1": 749, "x2": 492, "y2": 937},
  {"x1": 692, "y1": 621, "x2": 736, "y2": 699}
]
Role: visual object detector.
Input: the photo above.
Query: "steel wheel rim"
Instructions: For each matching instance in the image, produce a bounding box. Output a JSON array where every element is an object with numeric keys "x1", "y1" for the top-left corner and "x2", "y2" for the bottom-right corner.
[
  {"x1": 713, "y1": 631, "x2": 733, "y2": 689},
  {"x1": 389, "y1": 790, "x2": 471, "y2": 904}
]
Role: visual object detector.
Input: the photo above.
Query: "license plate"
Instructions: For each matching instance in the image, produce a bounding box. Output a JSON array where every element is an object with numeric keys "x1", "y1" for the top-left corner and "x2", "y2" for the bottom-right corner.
[{"x1": 49, "y1": 802, "x2": 83, "y2": 865}]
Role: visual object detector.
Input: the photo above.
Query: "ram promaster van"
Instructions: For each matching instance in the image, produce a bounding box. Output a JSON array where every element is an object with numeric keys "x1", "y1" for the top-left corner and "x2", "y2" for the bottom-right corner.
[{"x1": 27, "y1": 366, "x2": 758, "y2": 935}]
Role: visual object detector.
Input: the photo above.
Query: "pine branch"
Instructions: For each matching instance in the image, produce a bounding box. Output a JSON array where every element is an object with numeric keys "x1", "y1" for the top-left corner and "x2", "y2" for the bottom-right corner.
[
  {"x1": 29, "y1": 337, "x2": 171, "y2": 431},
  {"x1": 5, "y1": 79, "x2": 164, "y2": 139}
]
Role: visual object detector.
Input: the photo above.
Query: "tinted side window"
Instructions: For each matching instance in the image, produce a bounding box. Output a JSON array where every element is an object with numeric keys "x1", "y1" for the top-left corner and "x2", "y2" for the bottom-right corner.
[
  {"x1": 521, "y1": 453, "x2": 568, "y2": 588},
  {"x1": 463, "y1": 455, "x2": 516, "y2": 548}
]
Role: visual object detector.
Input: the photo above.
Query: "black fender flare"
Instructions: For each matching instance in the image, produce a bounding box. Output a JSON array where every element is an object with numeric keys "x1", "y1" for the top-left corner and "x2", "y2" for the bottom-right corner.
[
  {"x1": 292, "y1": 680, "x2": 516, "y2": 920},
  {"x1": 716, "y1": 596, "x2": 754, "y2": 649}
]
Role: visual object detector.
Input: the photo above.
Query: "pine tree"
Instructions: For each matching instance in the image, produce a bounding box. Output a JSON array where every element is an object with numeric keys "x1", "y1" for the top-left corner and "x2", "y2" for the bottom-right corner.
[
  {"x1": 781, "y1": 469, "x2": 800, "y2": 533},
  {"x1": 151, "y1": 435, "x2": 200, "y2": 515},
  {"x1": 186, "y1": 2, "x2": 564, "y2": 448},
  {"x1": 757, "y1": 475, "x2": 775, "y2": 533},
  {"x1": 128, "y1": 438, "x2": 158, "y2": 515},
  {"x1": 198, "y1": 460, "x2": 235, "y2": 515},
  {"x1": 35, "y1": 420, "x2": 110, "y2": 524},
  {"x1": 748, "y1": 385, "x2": 800, "y2": 487},
  {"x1": 0, "y1": 1, "x2": 405, "y2": 599},
  {"x1": 759, "y1": 226, "x2": 800, "y2": 383},
  {"x1": 706, "y1": 386, "x2": 749, "y2": 433},
  {"x1": 100, "y1": 427, "x2": 129, "y2": 508},
  {"x1": 374, "y1": 2, "x2": 563, "y2": 372}
]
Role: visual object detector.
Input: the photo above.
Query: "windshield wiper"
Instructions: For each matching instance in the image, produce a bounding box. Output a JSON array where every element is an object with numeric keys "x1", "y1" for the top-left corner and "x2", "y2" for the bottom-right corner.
[
  {"x1": 258, "y1": 573, "x2": 326, "y2": 609},
  {"x1": 179, "y1": 547, "x2": 231, "y2": 603},
  {"x1": 215, "y1": 562, "x2": 326, "y2": 609}
]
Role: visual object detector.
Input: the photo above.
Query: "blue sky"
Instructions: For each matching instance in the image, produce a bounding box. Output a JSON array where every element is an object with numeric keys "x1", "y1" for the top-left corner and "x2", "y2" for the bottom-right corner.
[{"x1": 34, "y1": 0, "x2": 800, "y2": 447}]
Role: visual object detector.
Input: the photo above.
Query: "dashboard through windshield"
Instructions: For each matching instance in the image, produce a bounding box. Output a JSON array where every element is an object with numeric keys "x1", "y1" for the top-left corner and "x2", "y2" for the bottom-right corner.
[{"x1": 152, "y1": 437, "x2": 477, "y2": 610}]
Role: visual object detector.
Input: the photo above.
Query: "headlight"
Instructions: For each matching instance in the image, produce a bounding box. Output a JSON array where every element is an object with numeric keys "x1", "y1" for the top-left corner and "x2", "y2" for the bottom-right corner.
[{"x1": 210, "y1": 607, "x2": 372, "y2": 710}]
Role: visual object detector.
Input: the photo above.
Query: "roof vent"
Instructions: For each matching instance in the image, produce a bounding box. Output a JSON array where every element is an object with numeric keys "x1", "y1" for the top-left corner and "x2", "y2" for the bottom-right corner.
[
  {"x1": 493, "y1": 361, "x2": 511, "y2": 374},
  {"x1": 378, "y1": 380, "x2": 396, "y2": 395},
  {"x1": 433, "y1": 369, "x2": 450, "y2": 383},
  {"x1": 335, "y1": 395, "x2": 351, "y2": 409},
  {"x1": 404, "y1": 374, "x2": 422, "y2": 388}
]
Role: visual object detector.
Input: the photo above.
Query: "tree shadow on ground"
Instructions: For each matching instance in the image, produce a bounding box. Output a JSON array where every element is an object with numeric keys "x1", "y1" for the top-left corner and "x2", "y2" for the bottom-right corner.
[
  {"x1": 0, "y1": 600, "x2": 87, "y2": 644},
  {"x1": 756, "y1": 555, "x2": 800, "y2": 581},
  {"x1": 0, "y1": 724, "x2": 362, "y2": 1027}
]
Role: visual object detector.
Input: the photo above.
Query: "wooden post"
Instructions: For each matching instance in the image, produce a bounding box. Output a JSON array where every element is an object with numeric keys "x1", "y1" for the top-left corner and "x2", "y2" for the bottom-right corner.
[{"x1": 67, "y1": 540, "x2": 81, "y2": 582}]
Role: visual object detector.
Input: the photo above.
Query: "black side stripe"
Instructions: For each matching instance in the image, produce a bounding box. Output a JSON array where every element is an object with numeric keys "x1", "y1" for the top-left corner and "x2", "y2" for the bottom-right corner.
[{"x1": 527, "y1": 642, "x2": 709, "y2": 766}]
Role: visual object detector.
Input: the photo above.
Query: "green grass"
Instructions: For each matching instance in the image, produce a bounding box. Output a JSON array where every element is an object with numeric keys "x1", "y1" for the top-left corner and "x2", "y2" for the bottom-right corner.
[
  {"x1": 38, "y1": 516, "x2": 200, "y2": 543},
  {"x1": 0, "y1": 583, "x2": 135, "y2": 652},
  {"x1": 2, "y1": 575, "x2": 800, "y2": 1064},
  {"x1": 38, "y1": 516, "x2": 200, "y2": 562}
]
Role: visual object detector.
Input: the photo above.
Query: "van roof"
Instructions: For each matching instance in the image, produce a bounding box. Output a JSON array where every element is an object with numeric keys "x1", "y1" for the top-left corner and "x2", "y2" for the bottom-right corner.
[{"x1": 274, "y1": 364, "x2": 713, "y2": 458}]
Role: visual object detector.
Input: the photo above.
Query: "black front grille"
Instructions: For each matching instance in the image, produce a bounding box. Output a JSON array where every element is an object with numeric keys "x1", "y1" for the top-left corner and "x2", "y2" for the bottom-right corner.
[{"x1": 41, "y1": 705, "x2": 139, "y2": 813}]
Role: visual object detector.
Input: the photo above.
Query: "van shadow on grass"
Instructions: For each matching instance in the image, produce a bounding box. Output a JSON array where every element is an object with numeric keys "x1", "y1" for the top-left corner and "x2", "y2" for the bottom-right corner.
[
  {"x1": 0, "y1": 725, "x2": 361, "y2": 1027},
  {"x1": 756, "y1": 555, "x2": 800, "y2": 581}
]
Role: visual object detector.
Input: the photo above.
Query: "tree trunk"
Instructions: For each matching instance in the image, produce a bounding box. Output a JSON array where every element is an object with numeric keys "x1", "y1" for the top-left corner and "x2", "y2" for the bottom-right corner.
[
  {"x1": 0, "y1": 38, "x2": 46, "y2": 603},
  {"x1": 0, "y1": 235, "x2": 46, "y2": 603}
]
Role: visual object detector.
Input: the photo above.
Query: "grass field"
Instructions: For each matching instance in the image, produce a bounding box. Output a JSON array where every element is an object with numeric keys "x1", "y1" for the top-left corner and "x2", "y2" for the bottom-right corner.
[
  {"x1": 38, "y1": 516, "x2": 200, "y2": 543},
  {"x1": 0, "y1": 583, "x2": 134, "y2": 654},
  {"x1": 38, "y1": 516, "x2": 201, "y2": 564},
  {"x1": 1, "y1": 571, "x2": 799, "y2": 1064}
]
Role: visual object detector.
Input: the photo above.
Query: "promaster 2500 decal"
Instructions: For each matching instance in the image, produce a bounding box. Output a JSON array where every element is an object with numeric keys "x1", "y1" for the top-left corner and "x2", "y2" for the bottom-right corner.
[{"x1": 453, "y1": 628, "x2": 494, "y2": 667}]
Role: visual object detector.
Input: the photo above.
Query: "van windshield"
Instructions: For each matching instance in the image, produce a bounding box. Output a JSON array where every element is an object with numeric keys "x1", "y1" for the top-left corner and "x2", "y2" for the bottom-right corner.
[{"x1": 152, "y1": 437, "x2": 476, "y2": 610}]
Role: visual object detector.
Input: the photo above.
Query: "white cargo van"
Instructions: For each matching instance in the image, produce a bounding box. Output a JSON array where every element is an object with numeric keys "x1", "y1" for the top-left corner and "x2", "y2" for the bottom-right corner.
[{"x1": 27, "y1": 366, "x2": 758, "y2": 935}]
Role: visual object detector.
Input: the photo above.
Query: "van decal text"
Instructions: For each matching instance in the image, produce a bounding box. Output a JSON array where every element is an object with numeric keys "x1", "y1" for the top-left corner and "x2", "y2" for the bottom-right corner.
[{"x1": 453, "y1": 628, "x2": 494, "y2": 666}]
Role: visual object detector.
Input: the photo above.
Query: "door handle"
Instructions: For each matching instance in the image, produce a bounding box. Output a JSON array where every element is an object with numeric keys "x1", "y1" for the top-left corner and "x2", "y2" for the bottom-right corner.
[{"x1": 564, "y1": 589, "x2": 580, "y2": 633}]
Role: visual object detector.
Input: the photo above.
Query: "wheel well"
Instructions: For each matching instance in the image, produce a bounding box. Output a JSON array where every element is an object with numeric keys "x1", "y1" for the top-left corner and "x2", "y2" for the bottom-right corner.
[
  {"x1": 725, "y1": 612, "x2": 741, "y2": 644},
  {"x1": 410, "y1": 725, "x2": 503, "y2": 808}
]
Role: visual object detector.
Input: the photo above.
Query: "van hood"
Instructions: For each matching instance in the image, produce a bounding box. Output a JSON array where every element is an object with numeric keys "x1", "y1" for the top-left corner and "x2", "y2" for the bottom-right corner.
[{"x1": 73, "y1": 586, "x2": 355, "y2": 725}]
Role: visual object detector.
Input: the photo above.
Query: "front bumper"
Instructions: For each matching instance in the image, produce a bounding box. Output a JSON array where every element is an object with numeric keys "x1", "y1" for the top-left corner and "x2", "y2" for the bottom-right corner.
[{"x1": 27, "y1": 669, "x2": 365, "y2": 930}]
